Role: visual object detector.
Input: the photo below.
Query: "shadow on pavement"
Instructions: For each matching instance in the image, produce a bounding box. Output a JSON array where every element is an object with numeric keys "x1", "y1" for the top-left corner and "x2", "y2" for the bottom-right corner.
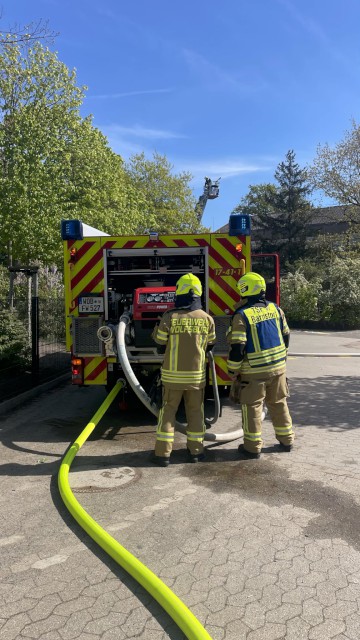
[{"x1": 288, "y1": 375, "x2": 359, "y2": 430}]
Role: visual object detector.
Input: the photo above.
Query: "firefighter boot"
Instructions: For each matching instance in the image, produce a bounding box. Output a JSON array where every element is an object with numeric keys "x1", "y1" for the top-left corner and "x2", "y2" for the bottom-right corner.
[
  {"x1": 150, "y1": 454, "x2": 170, "y2": 467},
  {"x1": 238, "y1": 444, "x2": 260, "y2": 460},
  {"x1": 277, "y1": 442, "x2": 293, "y2": 452},
  {"x1": 186, "y1": 448, "x2": 205, "y2": 463}
]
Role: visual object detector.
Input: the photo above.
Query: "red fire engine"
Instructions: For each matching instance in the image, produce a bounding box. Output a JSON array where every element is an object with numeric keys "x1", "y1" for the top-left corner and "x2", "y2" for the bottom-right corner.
[{"x1": 61, "y1": 213, "x2": 279, "y2": 392}]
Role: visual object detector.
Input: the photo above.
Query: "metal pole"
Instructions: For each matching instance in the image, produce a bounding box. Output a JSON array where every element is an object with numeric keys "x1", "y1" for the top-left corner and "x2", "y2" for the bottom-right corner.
[
  {"x1": 31, "y1": 270, "x2": 39, "y2": 379},
  {"x1": 27, "y1": 275, "x2": 32, "y2": 345}
]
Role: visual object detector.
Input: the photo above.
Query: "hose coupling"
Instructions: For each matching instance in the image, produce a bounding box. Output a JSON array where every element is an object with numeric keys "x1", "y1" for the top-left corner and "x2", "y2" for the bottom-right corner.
[
  {"x1": 120, "y1": 312, "x2": 132, "y2": 325},
  {"x1": 97, "y1": 325, "x2": 113, "y2": 342}
]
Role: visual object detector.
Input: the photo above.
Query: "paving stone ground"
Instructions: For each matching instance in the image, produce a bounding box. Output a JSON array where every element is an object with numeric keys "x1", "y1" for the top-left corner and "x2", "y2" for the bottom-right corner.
[{"x1": 0, "y1": 330, "x2": 359, "y2": 640}]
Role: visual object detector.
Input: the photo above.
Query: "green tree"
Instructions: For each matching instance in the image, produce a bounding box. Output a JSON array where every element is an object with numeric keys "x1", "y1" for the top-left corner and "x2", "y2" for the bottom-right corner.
[
  {"x1": 0, "y1": 307, "x2": 30, "y2": 370},
  {"x1": 311, "y1": 120, "x2": 360, "y2": 225},
  {"x1": 0, "y1": 40, "x2": 86, "y2": 266},
  {"x1": 0, "y1": 39, "x2": 146, "y2": 267},
  {"x1": 273, "y1": 150, "x2": 313, "y2": 264},
  {"x1": 234, "y1": 151, "x2": 313, "y2": 265},
  {"x1": 232, "y1": 183, "x2": 277, "y2": 251},
  {"x1": 61, "y1": 118, "x2": 146, "y2": 237},
  {"x1": 125, "y1": 152, "x2": 200, "y2": 233},
  {"x1": 319, "y1": 256, "x2": 360, "y2": 328},
  {"x1": 0, "y1": 18, "x2": 57, "y2": 47},
  {"x1": 0, "y1": 37, "x2": 202, "y2": 270},
  {"x1": 281, "y1": 271, "x2": 322, "y2": 322}
]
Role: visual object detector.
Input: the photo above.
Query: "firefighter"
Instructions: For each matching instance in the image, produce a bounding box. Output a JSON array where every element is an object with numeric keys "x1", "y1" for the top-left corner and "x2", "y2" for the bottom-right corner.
[
  {"x1": 150, "y1": 273, "x2": 216, "y2": 467},
  {"x1": 227, "y1": 272, "x2": 294, "y2": 459}
]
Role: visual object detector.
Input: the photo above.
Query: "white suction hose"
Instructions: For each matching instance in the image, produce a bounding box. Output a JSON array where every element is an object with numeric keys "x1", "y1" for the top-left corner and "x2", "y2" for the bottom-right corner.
[
  {"x1": 205, "y1": 350, "x2": 221, "y2": 426},
  {"x1": 116, "y1": 313, "x2": 243, "y2": 443}
]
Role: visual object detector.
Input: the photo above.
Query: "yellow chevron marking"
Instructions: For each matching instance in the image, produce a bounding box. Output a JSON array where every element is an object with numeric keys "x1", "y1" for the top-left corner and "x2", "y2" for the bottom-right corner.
[
  {"x1": 211, "y1": 240, "x2": 240, "y2": 268},
  {"x1": 70, "y1": 243, "x2": 103, "y2": 301},
  {"x1": 209, "y1": 298, "x2": 226, "y2": 316},
  {"x1": 161, "y1": 235, "x2": 210, "y2": 247},
  {"x1": 84, "y1": 357, "x2": 107, "y2": 385},
  {"x1": 85, "y1": 357, "x2": 103, "y2": 376},
  {"x1": 84, "y1": 374, "x2": 107, "y2": 385},
  {"x1": 103, "y1": 235, "x2": 211, "y2": 249},
  {"x1": 209, "y1": 356, "x2": 231, "y2": 385},
  {"x1": 114, "y1": 237, "x2": 149, "y2": 248},
  {"x1": 72, "y1": 240, "x2": 101, "y2": 272},
  {"x1": 73, "y1": 265, "x2": 104, "y2": 301},
  {"x1": 210, "y1": 281, "x2": 237, "y2": 311}
]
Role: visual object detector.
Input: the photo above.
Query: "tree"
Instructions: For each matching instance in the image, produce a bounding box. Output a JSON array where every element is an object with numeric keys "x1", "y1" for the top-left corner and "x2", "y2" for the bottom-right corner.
[
  {"x1": 125, "y1": 152, "x2": 200, "y2": 233},
  {"x1": 232, "y1": 183, "x2": 277, "y2": 251},
  {"x1": 61, "y1": 117, "x2": 146, "y2": 238},
  {"x1": 0, "y1": 38, "x2": 201, "y2": 269},
  {"x1": 320, "y1": 256, "x2": 360, "y2": 328},
  {"x1": 0, "y1": 40, "x2": 146, "y2": 266},
  {"x1": 233, "y1": 151, "x2": 313, "y2": 265},
  {"x1": 0, "y1": 40, "x2": 86, "y2": 266},
  {"x1": 281, "y1": 271, "x2": 322, "y2": 322},
  {"x1": 310, "y1": 120, "x2": 360, "y2": 225},
  {"x1": 271, "y1": 150, "x2": 313, "y2": 263},
  {"x1": 0, "y1": 17, "x2": 58, "y2": 46}
]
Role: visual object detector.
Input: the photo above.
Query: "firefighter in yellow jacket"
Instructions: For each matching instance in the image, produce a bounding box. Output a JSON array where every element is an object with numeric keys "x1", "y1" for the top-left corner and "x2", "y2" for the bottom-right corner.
[
  {"x1": 227, "y1": 272, "x2": 294, "y2": 459},
  {"x1": 150, "y1": 273, "x2": 216, "y2": 467}
]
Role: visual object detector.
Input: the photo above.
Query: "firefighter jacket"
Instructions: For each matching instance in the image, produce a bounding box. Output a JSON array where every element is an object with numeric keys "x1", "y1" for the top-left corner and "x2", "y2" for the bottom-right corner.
[
  {"x1": 227, "y1": 299, "x2": 290, "y2": 378},
  {"x1": 152, "y1": 308, "x2": 216, "y2": 390}
]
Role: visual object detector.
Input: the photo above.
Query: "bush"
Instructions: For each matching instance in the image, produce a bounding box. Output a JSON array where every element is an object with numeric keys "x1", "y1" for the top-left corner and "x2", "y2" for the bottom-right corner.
[
  {"x1": 0, "y1": 266, "x2": 10, "y2": 299},
  {"x1": 281, "y1": 272, "x2": 322, "y2": 322},
  {"x1": 0, "y1": 308, "x2": 31, "y2": 372},
  {"x1": 280, "y1": 257, "x2": 360, "y2": 329},
  {"x1": 320, "y1": 257, "x2": 360, "y2": 328}
]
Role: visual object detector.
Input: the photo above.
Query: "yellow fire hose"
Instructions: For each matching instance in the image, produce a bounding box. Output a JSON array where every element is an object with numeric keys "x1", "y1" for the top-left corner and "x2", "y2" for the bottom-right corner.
[{"x1": 58, "y1": 379, "x2": 212, "y2": 640}]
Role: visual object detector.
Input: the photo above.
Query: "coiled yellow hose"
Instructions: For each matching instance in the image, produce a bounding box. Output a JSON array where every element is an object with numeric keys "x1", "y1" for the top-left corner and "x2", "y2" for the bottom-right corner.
[{"x1": 58, "y1": 380, "x2": 212, "y2": 640}]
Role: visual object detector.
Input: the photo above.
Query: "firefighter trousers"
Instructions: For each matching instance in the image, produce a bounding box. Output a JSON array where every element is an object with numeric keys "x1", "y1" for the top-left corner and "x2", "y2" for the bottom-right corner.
[
  {"x1": 239, "y1": 372, "x2": 294, "y2": 455},
  {"x1": 154, "y1": 386, "x2": 205, "y2": 458}
]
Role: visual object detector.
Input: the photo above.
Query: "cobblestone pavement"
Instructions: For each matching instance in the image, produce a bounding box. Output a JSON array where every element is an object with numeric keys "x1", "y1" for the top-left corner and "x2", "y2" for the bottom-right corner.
[{"x1": 0, "y1": 330, "x2": 360, "y2": 639}]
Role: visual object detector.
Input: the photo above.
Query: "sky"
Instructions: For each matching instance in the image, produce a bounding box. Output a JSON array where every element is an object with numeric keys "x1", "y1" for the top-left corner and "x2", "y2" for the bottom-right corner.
[{"x1": 2, "y1": 0, "x2": 360, "y2": 231}]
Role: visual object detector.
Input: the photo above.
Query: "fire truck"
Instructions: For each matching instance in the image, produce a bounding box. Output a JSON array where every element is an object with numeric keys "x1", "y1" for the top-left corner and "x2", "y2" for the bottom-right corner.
[{"x1": 61, "y1": 213, "x2": 279, "y2": 392}]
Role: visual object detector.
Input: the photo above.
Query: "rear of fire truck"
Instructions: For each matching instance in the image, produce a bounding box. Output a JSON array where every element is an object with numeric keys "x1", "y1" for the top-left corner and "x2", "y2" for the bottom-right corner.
[{"x1": 61, "y1": 214, "x2": 253, "y2": 393}]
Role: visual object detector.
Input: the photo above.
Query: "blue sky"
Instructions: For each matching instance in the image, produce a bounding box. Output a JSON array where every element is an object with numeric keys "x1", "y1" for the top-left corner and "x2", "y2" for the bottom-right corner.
[{"x1": 2, "y1": 0, "x2": 360, "y2": 231}]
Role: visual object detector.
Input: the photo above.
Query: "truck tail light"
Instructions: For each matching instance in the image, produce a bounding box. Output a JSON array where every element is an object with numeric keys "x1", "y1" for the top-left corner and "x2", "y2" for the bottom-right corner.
[{"x1": 71, "y1": 357, "x2": 84, "y2": 385}]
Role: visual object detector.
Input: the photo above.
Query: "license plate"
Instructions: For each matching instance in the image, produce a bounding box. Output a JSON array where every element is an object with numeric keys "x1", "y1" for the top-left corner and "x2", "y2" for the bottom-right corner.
[{"x1": 78, "y1": 296, "x2": 104, "y2": 313}]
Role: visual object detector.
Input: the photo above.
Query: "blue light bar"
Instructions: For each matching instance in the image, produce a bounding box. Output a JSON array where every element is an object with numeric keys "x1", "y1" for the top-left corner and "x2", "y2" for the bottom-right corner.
[
  {"x1": 228, "y1": 213, "x2": 251, "y2": 236},
  {"x1": 61, "y1": 220, "x2": 83, "y2": 240}
]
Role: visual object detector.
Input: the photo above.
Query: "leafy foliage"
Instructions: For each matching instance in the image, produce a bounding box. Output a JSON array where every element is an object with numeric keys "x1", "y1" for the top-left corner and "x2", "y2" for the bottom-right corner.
[
  {"x1": 281, "y1": 271, "x2": 322, "y2": 322},
  {"x1": 281, "y1": 256, "x2": 360, "y2": 328},
  {"x1": 234, "y1": 151, "x2": 313, "y2": 265},
  {"x1": 320, "y1": 257, "x2": 360, "y2": 328},
  {"x1": 232, "y1": 183, "x2": 277, "y2": 220},
  {"x1": 0, "y1": 308, "x2": 30, "y2": 370},
  {"x1": 311, "y1": 120, "x2": 360, "y2": 226},
  {"x1": 125, "y1": 152, "x2": 199, "y2": 233},
  {"x1": 0, "y1": 264, "x2": 10, "y2": 299},
  {"x1": 0, "y1": 41, "x2": 199, "y2": 269},
  {"x1": 0, "y1": 41, "x2": 87, "y2": 265}
]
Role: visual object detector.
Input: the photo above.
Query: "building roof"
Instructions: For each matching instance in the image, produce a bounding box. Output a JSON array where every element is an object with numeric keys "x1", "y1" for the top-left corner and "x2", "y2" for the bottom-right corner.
[{"x1": 217, "y1": 205, "x2": 352, "y2": 233}]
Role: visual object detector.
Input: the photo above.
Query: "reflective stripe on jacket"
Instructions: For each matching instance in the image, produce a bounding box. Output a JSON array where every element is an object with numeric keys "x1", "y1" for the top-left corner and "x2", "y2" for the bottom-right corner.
[
  {"x1": 228, "y1": 301, "x2": 289, "y2": 376},
  {"x1": 152, "y1": 308, "x2": 216, "y2": 389}
]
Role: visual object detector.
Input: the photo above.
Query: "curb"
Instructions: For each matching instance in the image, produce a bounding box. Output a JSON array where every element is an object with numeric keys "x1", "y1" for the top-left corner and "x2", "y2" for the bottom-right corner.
[{"x1": 0, "y1": 372, "x2": 71, "y2": 416}]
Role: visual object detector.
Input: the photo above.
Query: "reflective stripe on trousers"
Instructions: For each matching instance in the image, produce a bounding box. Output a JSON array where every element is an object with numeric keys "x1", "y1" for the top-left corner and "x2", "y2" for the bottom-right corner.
[
  {"x1": 155, "y1": 386, "x2": 205, "y2": 457},
  {"x1": 239, "y1": 372, "x2": 294, "y2": 454}
]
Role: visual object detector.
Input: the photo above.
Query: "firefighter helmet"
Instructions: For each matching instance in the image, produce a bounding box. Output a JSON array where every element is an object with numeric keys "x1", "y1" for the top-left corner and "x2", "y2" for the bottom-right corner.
[
  {"x1": 176, "y1": 273, "x2": 202, "y2": 297},
  {"x1": 237, "y1": 272, "x2": 266, "y2": 297}
]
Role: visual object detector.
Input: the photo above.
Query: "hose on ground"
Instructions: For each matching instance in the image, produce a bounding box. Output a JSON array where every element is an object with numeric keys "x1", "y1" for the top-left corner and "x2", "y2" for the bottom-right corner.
[{"x1": 58, "y1": 380, "x2": 212, "y2": 640}]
